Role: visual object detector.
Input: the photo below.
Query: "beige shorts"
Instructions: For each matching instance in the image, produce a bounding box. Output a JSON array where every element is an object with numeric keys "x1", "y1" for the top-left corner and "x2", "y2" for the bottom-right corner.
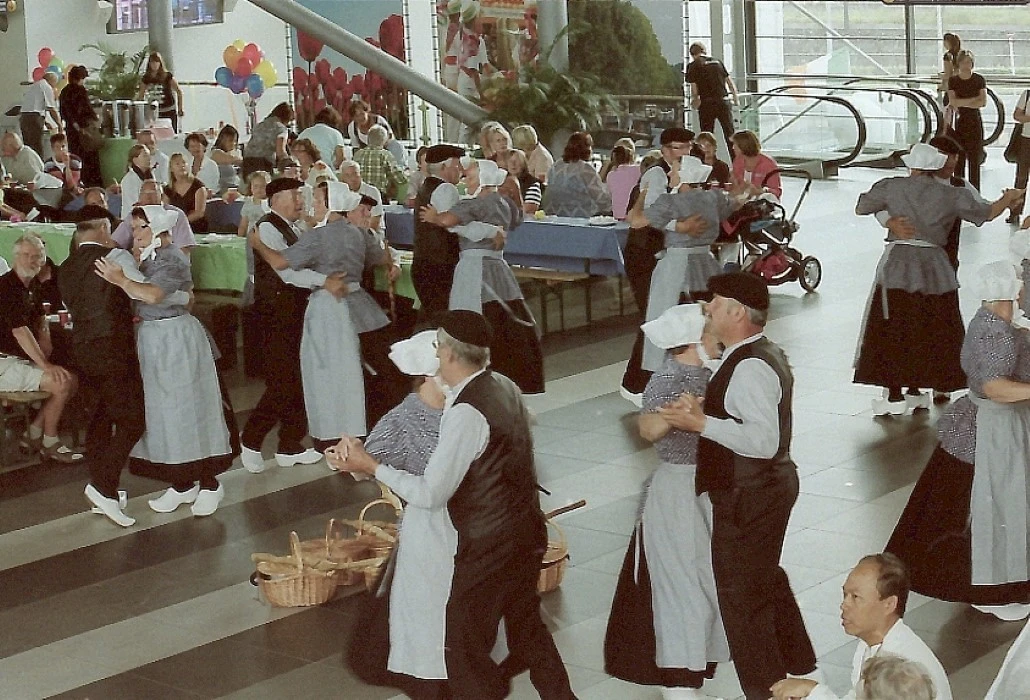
[{"x1": 0, "y1": 355, "x2": 45, "y2": 392}]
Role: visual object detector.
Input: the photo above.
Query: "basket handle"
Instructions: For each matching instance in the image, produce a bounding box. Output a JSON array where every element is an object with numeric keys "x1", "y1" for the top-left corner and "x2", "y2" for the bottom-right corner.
[
  {"x1": 544, "y1": 499, "x2": 586, "y2": 520},
  {"x1": 357, "y1": 498, "x2": 397, "y2": 533},
  {"x1": 544, "y1": 517, "x2": 567, "y2": 550},
  {"x1": 288, "y1": 531, "x2": 305, "y2": 573}
]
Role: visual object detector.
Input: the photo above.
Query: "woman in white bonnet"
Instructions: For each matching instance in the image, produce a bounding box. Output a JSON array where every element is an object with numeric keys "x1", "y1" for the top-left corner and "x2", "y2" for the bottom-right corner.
[{"x1": 886, "y1": 260, "x2": 1030, "y2": 621}]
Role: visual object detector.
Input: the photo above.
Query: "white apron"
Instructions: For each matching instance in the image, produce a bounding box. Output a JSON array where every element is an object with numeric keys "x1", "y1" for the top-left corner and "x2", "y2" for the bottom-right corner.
[
  {"x1": 639, "y1": 461, "x2": 730, "y2": 669},
  {"x1": 449, "y1": 248, "x2": 503, "y2": 312},
  {"x1": 642, "y1": 247, "x2": 720, "y2": 372},
  {"x1": 300, "y1": 286, "x2": 366, "y2": 440},
  {"x1": 968, "y1": 393, "x2": 1030, "y2": 585}
]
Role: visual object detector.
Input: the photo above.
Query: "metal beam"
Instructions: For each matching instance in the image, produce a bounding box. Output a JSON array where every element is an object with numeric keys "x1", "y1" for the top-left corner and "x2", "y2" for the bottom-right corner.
[{"x1": 248, "y1": 0, "x2": 488, "y2": 128}]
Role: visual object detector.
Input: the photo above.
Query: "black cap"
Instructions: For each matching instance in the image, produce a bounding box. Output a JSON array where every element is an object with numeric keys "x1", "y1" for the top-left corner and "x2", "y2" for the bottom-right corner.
[
  {"x1": 76, "y1": 204, "x2": 116, "y2": 222},
  {"x1": 440, "y1": 310, "x2": 493, "y2": 348},
  {"x1": 266, "y1": 177, "x2": 303, "y2": 198},
  {"x1": 928, "y1": 134, "x2": 964, "y2": 156},
  {"x1": 358, "y1": 194, "x2": 378, "y2": 208},
  {"x1": 660, "y1": 127, "x2": 695, "y2": 146},
  {"x1": 425, "y1": 144, "x2": 465, "y2": 164},
  {"x1": 708, "y1": 272, "x2": 770, "y2": 311}
]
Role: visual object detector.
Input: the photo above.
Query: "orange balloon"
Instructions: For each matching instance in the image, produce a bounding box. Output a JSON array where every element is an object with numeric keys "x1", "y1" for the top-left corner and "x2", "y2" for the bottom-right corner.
[{"x1": 223, "y1": 46, "x2": 241, "y2": 72}]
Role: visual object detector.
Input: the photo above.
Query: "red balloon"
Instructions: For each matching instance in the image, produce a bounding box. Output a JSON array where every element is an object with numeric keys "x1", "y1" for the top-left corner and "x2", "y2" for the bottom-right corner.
[
  {"x1": 242, "y1": 43, "x2": 262, "y2": 64},
  {"x1": 32, "y1": 66, "x2": 46, "y2": 81},
  {"x1": 297, "y1": 31, "x2": 324, "y2": 63},
  {"x1": 38, "y1": 47, "x2": 53, "y2": 68},
  {"x1": 236, "y1": 56, "x2": 255, "y2": 78}
]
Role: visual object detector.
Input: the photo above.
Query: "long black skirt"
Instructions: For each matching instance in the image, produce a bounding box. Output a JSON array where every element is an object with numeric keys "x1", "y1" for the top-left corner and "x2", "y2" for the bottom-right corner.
[
  {"x1": 604, "y1": 525, "x2": 718, "y2": 688},
  {"x1": 854, "y1": 287, "x2": 966, "y2": 391},
  {"x1": 483, "y1": 299, "x2": 545, "y2": 395},
  {"x1": 884, "y1": 445, "x2": 1030, "y2": 605}
]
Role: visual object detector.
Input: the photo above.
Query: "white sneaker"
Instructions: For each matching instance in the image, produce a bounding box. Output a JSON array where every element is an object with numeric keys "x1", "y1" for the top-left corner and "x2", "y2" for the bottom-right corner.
[
  {"x1": 872, "y1": 397, "x2": 908, "y2": 416},
  {"x1": 275, "y1": 448, "x2": 323, "y2": 467},
  {"x1": 933, "y1": 390, "x2": 951, "y2": 404},
  {"x1": 241, "y1": 444, "x2": 267, "y2": 473},
  {"x1": 191, "y1": 482, "x2": 225, "y2": 517},
  {"x1": 85, "y1": 484, "x2": 135, "y2": 527},
  {"x1": 619, "y1": 385, "x2": 643, "y2": 408},
  {"x1": 147, "y1": 484, "x2": 200, "y2": 513},
  {"x1": 905, "y1": 393, "x2": 931, "y2": 411},
  {"x1": 973, "y1": 603, "x2": 1030, "y2": 621},
  {"x1": 90, "y1": 490, "x2": 127, "y2": 514}
]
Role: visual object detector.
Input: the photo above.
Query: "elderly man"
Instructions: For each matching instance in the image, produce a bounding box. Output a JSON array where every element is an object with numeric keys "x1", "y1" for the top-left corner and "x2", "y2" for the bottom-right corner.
[
  {"x1": 410, "y1": 144, "x2": 465, "y2": 325},
  {"x1": 239, "y1": 177, "x2": 347, "y2": 473},
  {"x1": 660, "y1": 272, "x2": 815, "y2": 700},
  {"x1": 58, "y1": 216, "x2": 185, "y2": 527},
  {"x1": 112, "y1": 179, "x2": 194, "y2": 253},
  {"x1": 859, "y1": 655, "x2": 936, "y2": 700},
  {"x1": 333, "y1": 310, "x2": 576, "y2": 700},
  {"x1": 338, "y1": 159, "x2": 385, "y2": 235},
  {"x1": 353, "y1": 124, "x2": 408, "y2": 202},
  {"x1": 19, "y1": 72, "x2": 62, "y2": 157},
  {"x1": 0, "y1": 235, "x2": 82, "y2": 463},
  {"x1": 136, "y1": 130, "x2": 169, "y2": 184},
  {"x1": 771, "y1": 554, "x2": 951, "y2": 700},
  {"x1": 1, "y1": 131, "x2": 45, "y2": 185}
]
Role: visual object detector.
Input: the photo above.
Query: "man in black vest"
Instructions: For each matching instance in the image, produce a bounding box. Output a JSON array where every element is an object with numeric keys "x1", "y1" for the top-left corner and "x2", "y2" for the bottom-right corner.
[
  {"x1": 240, "y1": 178, "x2": 346, "y2": 473},
  {"x1": 337, "y1": 310, "x2": 575, "y2": 699},
  {"x1": 59, "y1": 216, "x2": 180, "y2": 526},
  {"x1": 660, "y1": 273, "x2": 816, "y2": 700},
  {"x1": 411, "y1": 144, "x2": 464, "y2": 326}
]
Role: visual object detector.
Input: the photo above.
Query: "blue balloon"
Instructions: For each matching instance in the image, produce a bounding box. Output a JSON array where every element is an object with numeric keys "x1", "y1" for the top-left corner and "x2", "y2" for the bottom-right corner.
[
  {"x1": 45, "y1": 66, "x2": 61, "y2": 75},
  {"x1": 246, "y1": 73, "x2": 264, "y2": 98},
  {"x1": 214, "y1": 66, "x2": 232, "y2": 88}
]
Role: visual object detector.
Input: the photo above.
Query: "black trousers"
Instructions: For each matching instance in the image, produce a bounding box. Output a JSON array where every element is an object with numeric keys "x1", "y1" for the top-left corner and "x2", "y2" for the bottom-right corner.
[
  {"x1": 708, "y1": 469, "x2": 816, "y2": 700},
  {"x1": 445, "y1": 525, "x2": 575, "y2": 700},
  {"x1": 360, "y1": 323, "x2": 410, "y2": 430},
  {"x1": 80, "y1": 364, "x2": 146, "y2": 499},
  {"x1": 19, "y1": 113, "x2": 46, "y2": 157},
  {"x1": 1013, "y1": 150, "x2": 1030, "y2": 219},
  {"x1": 621, "y1": 227, "x2": 663, "y2": 394},
  {"x1": 943, "y1": 218, "x2": 961, "y2": 271},
  {"x1": 241, "y1": 293, "x2": 309, "y2": 454},
  {"x1": 699, "y1": 99, "x2": 736, "y2": 153},
  {"x1": 411, "y1": 259, "x2": 455, "y2": 327}
]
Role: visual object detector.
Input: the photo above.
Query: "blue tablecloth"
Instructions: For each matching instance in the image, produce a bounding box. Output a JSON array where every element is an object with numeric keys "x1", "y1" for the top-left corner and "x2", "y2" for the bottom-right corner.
[
  {"x1": 65, "y1": 193, "x2": 123, "y2": 216},
  {"x1": 206, "y1": 199, "x2": 244, "y2": 232},
  {"x1": 384, "y1": 211, "x2": 627, "y2": 276}
]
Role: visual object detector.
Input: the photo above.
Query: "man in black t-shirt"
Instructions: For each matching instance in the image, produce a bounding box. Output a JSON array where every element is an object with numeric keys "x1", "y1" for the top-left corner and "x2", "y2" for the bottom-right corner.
[
  {"x1": 0, "y1": 234, "x2": 82, "y2": 462},
  {"x1": 686, "y1": 42, "x2": 739, "y2": 154}
]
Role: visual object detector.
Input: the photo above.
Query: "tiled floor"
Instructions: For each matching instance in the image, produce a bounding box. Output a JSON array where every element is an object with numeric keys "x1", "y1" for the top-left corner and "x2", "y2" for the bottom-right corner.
[{"x1": 2, "y1": 151, "x2": 1027, "y2": 699}]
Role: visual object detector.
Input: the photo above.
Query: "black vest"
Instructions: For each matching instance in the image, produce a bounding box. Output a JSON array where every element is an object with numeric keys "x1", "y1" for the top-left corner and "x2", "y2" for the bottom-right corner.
[
  {"x1": 696, "y1": 337, "x2": 795, "y2": 494},
  {"x1": 627, "y1": 161, "x2": 671, "y2": 257},
  {"x1": 449, "y1": 372, "x2": 544, "y2": 542},
  {"x1": 253, "y1": 212, "x2": 300, "y2": 312},
  {"x1": 57, "y1": 244, "x2": 136, "y2": 363},
  {"x1": 414, "y1": 176, "x2": 460, "y2": 266}
]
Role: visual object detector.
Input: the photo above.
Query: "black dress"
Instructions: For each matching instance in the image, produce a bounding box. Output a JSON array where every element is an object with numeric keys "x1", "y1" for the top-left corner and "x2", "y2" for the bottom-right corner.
[
  {"x1": 59, "y1": 83, "x2": 102, "y2": 188},
  {"x1": 948, "y1": 72, "x2": 986, "y2": 190},
  {"x1": 164, "y1": 180, "x2": 208, "y2": 234},
  {"x1": 141, "y1": 72, "x2": 178, "y2": 132}
]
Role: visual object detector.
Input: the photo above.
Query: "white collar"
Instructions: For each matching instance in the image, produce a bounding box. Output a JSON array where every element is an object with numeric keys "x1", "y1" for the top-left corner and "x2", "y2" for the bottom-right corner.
[
  {"x1": 444, "y1": 368, "x2": 488, "y2": 409},
  {"x1": 720, "y1": 331, "x2": 765, "y2": 361}
]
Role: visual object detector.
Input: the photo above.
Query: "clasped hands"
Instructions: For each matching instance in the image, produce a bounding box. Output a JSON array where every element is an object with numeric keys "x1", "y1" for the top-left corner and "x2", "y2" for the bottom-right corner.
[
  {"x1": 325, "y1": 435, "x2": 379, "y2": 477},
  {"x1": 657, "y1": 392, "x2": 707, "y2": 433}
]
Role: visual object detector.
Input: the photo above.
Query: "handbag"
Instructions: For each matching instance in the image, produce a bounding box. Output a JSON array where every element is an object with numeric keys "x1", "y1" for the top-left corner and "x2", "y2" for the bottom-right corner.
[
  {"x1": 1004, "y1": 90, "x2": 1029, "y2": 164},
  {"x1": 78, "y1": 118, "x2": 105, "y2": 153}
]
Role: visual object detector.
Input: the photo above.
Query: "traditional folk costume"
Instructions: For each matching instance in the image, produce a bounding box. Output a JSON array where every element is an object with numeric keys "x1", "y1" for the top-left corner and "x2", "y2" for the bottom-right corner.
[
  {"x1": 606, "y1": 304, "x2": 729, "y2": 696},
  {"x1": 854, "y1": 145, "x2": 991, "y2": 413},
  {"x1": 439, "y1": 159, "x2": 544, "y2": 394},
  {"x1": 411, "y1": 144, "x2": 465, "y2": 325},
  {"x1": 886, "y1": 262, "x2": 1030, "y2": 618}
]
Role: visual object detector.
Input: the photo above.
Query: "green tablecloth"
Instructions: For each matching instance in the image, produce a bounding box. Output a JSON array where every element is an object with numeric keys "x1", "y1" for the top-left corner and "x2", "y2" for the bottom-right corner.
[
  {"x1": 0, "y1": 222, "x2": 77, "y2": 263},
  {"x1": 99, "y1": 137, "x2": 136, "y2": 187},
  {"x1": 375, "y1": 260, "x2": 417, "y2": 302}
]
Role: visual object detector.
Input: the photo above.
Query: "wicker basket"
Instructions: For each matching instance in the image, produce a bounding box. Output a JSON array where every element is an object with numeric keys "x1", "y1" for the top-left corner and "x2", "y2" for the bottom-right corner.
[
  {"x1": 254, "y1": 532, "x2": 340, "y2": 607},
  {"x1": 537, "y1": 500, "x2": 586, "y2": 594}
]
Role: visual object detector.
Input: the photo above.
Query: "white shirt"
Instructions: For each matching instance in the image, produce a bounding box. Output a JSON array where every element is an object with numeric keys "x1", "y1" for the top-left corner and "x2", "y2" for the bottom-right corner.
[
  {"x1": 0, "y1": 258, "x2": 10, "y2": 275},
  {"x1": 375, "y1": 369, "x2": 490, "y2": 509},
  {"x1": 151, "y1": 150, "x2": 170, "y2": 185},
  {"x1": 120, "y1": 170, "x2": 146, "y2": 219},
  {"x1": 20, "y1": 80, "x2": 57, "y2": 114},
  {"x1": 298, "y1": 124, "x2": 349, "y2": 166},
  {"x1": 808, "y1": 619, "x2": 952, "y2": 700},
  {"x1": 257, "y1": 212, "x2": 327, "y2": 289},
  {"x1": 77, "y1": 243, "x2": 189, "y2": 305},
  {"x1": 191, "y1": 156, "x2": 220, "y2": 192},
  {"x1": 701, "y1": 333, "x2": 783, "y2": 459}
]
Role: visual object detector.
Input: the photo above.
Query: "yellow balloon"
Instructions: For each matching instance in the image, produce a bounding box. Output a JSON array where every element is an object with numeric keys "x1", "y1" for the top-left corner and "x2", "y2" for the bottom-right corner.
[
  {"x1": 255, "y1": 60, "x2": 278, "y2": 87},
  {"x1": 232, "y1": 39, "x2": 246, "y2": 51},
  {"x1": 56, "y1": 80, "x2": 68, "y2": 95}
]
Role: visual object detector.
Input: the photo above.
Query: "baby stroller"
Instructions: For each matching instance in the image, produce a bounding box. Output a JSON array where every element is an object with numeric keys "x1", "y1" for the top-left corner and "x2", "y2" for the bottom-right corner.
[{"x1": 721, "y1": 168, "x2": 821, "y2": 292}]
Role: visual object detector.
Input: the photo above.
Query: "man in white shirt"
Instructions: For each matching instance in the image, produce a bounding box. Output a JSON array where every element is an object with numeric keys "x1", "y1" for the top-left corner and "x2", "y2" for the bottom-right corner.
[
  {"x1": 298, "y1": 108, "x2": 348, "y2": 170},
  {"x1": 112, "y1": 179, "x2": 195, "y2": 253},
  {"x1": 770, "y1": 554, "x2": 952, "y2": 700},
  {"x1": 19, "y1": 73, "x2": 62, "y2": 157},
  {"x1": 661, "y1": 272, "x2": 815, "y2": 700},
  {"x1": 136, "y1": 130, "x2": 170, "y2": 185},
  {"x1": 338, "y1": 160, "x2": 385, "y2": 236}
]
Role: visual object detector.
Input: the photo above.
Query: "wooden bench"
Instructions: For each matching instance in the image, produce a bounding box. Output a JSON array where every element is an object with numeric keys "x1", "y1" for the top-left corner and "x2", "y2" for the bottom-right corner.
[
  {"x1": 0, "y1": 391, "x2": 51, "y2": 472},
  {"x1": 511, "y1": 267, "x2": 623, "y2": 334}
]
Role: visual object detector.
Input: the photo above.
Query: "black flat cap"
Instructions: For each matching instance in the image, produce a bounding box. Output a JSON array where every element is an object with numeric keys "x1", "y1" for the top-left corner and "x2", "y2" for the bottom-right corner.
[
  {"x1": 266, "y1": 177, "x2": 303, "y2": 198},
  {"x1": 440, "y1": 310, "x2": 493, "y2": 348},
  {"x1": 425, "y1": 144, "x2": 465, "y2": 164},
  {"x1": 660, "y1": 127, "x2": 696, "y2": 146},
  {"x1": 928, "y1": 134, "x2": 964, "y2": 156},
  {"x1": 708, "y1": 272, "x2": 770, "y2": 311},
  {"x1": 76, "y1": 204, "x2": 117, "y2": 222}
]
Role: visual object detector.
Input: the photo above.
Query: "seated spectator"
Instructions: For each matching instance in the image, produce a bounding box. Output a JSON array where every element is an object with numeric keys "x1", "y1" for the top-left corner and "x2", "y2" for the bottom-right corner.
[
  {"x1": 695, "y1": 131, "x2": 732, "y2": 188},
  {"x1": 164, "y1": 153, "x2": 209, "y2": 234},
  {"x1": 512, "y1": 124, "x2": 554, "y2": 183},
  {"x1": 120, "y1": 144, "x2": 154, "y2": 220},
  {"x1": 298, "y1": 107, "x2": 348, "y2": 170},
  {"x1": 601, "y1": 145, "x2": 640, "y2": 220},
  {"x1": 859, "y1": 655, "x2": 936, "y2": 700},
  {"x1": 292, "y1": 137, "x2": 337, "y2": 189},
  {"x1": 338, "y1": 160, "x2": 385, "y2": 236},
  {"x1": 0, "y1": 234, "x2": 83, "y2": 462},
  {"x1": 0, "y1": 131, "x2": 45, "y2": 185},
  {"x1": 770, "y1": 554, "x2": 952, "y2": 700},
  {"x1": 113, "y1": 179, "x2": 195, "y2": 252},
  {"x1": 544, "y1": 131, "x2": 612, "y2": 218},
  {"x1": 209, "y1": 125, "x2": 243, "y2": 195},
  {"x1": 347, "y1": 98, "x2": 404, "y2": 163},
  {"x1": 185, "y1": 132, "x2": 221, "y2": 192},
  {"x1": 136, "y1": 129, "x2": 169, "y2": 183},
  {"x1": 353, "y1": 125, "x2": 407, "y2": 203},
  {"x1": 77, "y1": 188, "x2": 120, "y2": 226},
  {"x1": 730, "y1": 129, "x2": 782, "y2": 200},
  {"x1": 41, "y1": 133, "x2": 83, "y2": 211},
  {"x1": 0, "y1": 188, "x2": 28, "y2": 221},
  {"x1": 506, "y1": 148, "x2": 542, "y2": 215},
  {"x1": 479, "y1": 122, "x2": 512, "y2": 161}
]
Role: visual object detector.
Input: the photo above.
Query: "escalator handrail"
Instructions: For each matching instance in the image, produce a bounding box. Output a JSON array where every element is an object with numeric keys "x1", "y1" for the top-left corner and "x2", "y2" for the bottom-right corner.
[
  {"x1": 742, "y1": 92, "x2": 867, "y2": 168},
  {"x1": 842, "y1": 78, "x2": 944, "y2": 136}
]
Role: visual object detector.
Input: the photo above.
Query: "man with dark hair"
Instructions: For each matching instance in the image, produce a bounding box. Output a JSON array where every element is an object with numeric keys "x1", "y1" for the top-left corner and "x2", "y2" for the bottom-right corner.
[
  {"x1": 770, "y1": 553, "x2": 951, "y2": 700},
  {"x1": 686, "y1": 43, "x2": 739, "y2": 154},
  {"x1": 411, "y1": 144, "x2": 465, "y2": 325},
  {"x1": 335, "y1": 310, "x2": 576, "y2": 699},
  {"x1": 19, "y1": 72, "x2": 62, "y2": 157},
  {"x1": 660, "y1": 272, "x2": 815, "y2": 700}
]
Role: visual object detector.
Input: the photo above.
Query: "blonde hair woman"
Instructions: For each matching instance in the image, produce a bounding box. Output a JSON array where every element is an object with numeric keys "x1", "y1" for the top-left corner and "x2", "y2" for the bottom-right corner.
[
  {"x1": 511, "y1": 124, "x2": 554, "y2": 182},
  {"x1": 164, "y1": 152, "x2": 209, "y2": 234}
]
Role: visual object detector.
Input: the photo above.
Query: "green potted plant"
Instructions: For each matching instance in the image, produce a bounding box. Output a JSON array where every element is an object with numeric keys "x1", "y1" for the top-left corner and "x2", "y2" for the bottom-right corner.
[{"x1": 80, "y1": 42, "x2": 150, "y2": 100}]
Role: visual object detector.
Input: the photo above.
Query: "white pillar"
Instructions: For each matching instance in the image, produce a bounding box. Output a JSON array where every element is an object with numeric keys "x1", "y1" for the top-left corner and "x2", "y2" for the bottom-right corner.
[
  {"x1": 147, "y1": 0, "x2": 174, "y2": 71},
  {"x1": 536, "y1": 0, "x2": 569, "y2": 72}
]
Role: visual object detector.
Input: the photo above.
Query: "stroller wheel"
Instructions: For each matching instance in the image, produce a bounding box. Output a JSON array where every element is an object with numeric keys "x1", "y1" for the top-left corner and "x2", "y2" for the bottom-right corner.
[{"x1": 799, "y1": 256, "x2": 822, "y2": 292}]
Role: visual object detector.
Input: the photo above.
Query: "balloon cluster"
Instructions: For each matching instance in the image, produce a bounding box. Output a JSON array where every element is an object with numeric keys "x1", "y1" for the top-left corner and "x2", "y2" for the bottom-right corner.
[
  {"x1": 215, "y1": 40, "x2": 278, "y2": 99},
  {"x1": 33, "y1": 47, "x2": 65, "y2": 83}
]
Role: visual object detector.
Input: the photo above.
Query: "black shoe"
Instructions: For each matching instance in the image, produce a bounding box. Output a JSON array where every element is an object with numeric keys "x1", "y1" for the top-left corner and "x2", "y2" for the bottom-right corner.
[{"x1": 1007, "y1": 213, "x2": 1021, "y2": 225}]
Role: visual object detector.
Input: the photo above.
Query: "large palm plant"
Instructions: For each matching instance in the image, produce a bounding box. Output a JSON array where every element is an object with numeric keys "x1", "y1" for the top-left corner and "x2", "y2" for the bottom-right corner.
[{"x1": 80, "y1": 42, "x2": 150, "y2": 100}]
